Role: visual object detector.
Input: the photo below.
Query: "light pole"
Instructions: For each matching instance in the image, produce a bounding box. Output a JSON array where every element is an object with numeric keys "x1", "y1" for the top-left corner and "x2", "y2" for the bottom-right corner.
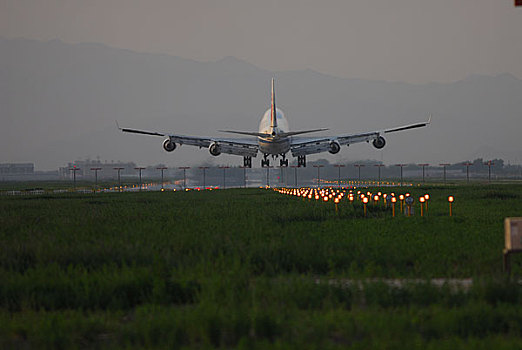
[
  {"x1": 265, "y1": 166, "x2": 273, "y2": 187},
  {"x1": 219, "y1": 166, "x2": 229, "y2": 189},
  {"x1": 114, "y1": 167, "x2": 124, "y2": 191},
  {"x1": 90, "y1": 167, "x2": 101, "y2": 190},
  {"x1": 199, "y1": 166, "x2": 209, "y2": 189},
  {"x1": 418, "y1": 163, "x2": 429, "y2": 183},
  {"x1": 290, "y1": 166, "x2": 299, "y2": 188},
  {"x1": 70, "y1": 166, "x2": 80, "y2": 190},
  {"x1": 354, "y1": 164, "x2": 365, "y2": 183},
  {"x1": 135, "y1": 167, "x2": 145, "y2": 191},
  {"x1": 485, "y1": 161, "x2": 494, "y2": 182},
  {"x1": 239, "y1": 166, "x2": 248, "y2": 188},
  {"x1": 395, "y1": 164, "x2": 405, "y2": 186},
  {"x1": 313, "y1": 165, "x2": 324, "y2": 188},
  {"x1": 374, "y1": 164, "x2": 384, "y2": 183},
  {"x1": 463, "y1": 162, "x2": 472, "y2": 183},
  {"x1": 440, "y1": 163, "x2": 450, "y2": 184},
  {"x1": 157, "y1": 166, "x2": 168, "y2": 190},
  {"x1": 278, "y1": 166, "x2": 285, "y2": 186},
  {"x1": 179, "y1": 167, "x2": 190, "y2": 190},
  {"x1": 334, "y1": 164, "x2": 345, "y2": 188}
]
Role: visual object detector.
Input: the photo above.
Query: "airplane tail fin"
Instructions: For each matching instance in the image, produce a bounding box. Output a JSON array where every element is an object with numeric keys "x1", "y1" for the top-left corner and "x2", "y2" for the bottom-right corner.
[{"x1": 271, "y1": 78, "x2": 278, "y2": 129}]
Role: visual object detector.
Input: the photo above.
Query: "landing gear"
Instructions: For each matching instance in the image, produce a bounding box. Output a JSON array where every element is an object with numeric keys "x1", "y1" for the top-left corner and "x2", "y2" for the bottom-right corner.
[
  {"x1": 279, "y1": 154, "x2": 289, "y2": 167},
  {"x1": 261, "y1": 154, "x2": 290, "y2": 167},
  {"x1": 243, "y1": 156, "x2": 252, "y2": 168},
  {"x1": 261, "y1": 154, "x2": 270, "y2": 167},
  {"x1": 298, "y1": 155, "x2": 306, "y2": 167}
]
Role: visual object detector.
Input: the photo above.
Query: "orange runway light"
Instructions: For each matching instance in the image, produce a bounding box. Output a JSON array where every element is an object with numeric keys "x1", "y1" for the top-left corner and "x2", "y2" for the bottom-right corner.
[
  {"x1": 362, "y1": 197, "x2": 369, "y2": 217},
  {"x1": 448, "y1": 196, "x2": 454, "y2": 216},
  {"x1": 334, "y1": 197, "x2": 340, "y2": 213},
  {"x1": 399, "y1": 194, "x2": 405, "y2": 213},
  {"x1": 419, "y1": 197, "x2": 425, "y2": 217},
  {"x1": 391, "y1": 197, "x2": 397, "y2": 217}
]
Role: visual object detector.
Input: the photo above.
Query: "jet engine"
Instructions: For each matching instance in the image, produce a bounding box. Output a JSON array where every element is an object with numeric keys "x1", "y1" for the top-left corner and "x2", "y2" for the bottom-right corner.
[
  {"x1": 163, "y1": 138, "x2": 176, "y2": 152},
  {"x1": 209, "y1": 142, "x2": 221, "y2": 156},
  {"x1": 372, "y1": 136, "x2": 386, "y2": 149},
  {"x1": 328, "y1": 141, "x2": 341, "y2": 154}
]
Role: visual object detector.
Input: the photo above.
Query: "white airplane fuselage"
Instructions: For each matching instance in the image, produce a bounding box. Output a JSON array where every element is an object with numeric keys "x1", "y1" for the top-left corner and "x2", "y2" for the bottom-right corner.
[{"x1": 257, "y1": 108, "x2": 291, "y2": 155}]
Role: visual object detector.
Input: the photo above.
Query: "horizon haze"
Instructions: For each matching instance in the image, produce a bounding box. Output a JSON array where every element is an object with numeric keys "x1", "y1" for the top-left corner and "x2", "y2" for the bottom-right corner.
[{"x1": 2, "y1": 0, "x2": 522, "y2": 84}]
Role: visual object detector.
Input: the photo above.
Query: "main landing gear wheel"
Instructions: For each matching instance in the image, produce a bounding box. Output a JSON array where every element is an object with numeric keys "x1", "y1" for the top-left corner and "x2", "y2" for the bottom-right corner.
[{"x1": 243, "y1": 156, "x2": 252, "y2": 168}]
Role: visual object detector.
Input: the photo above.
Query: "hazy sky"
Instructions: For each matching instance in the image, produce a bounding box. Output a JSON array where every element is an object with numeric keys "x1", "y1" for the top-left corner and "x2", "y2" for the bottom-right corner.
[{"x1": 2, "y1": 0, "x2": 522, "y2": 83}]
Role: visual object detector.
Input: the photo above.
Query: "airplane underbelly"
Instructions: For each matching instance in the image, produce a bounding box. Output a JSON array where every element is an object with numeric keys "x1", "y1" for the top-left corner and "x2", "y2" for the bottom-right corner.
[{"x1": 258, "y1": 138, "x2": 290, "y2": 155}]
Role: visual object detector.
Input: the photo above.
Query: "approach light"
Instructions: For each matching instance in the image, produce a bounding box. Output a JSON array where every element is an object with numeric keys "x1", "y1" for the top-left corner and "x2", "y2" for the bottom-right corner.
[
  {"x1": 362, "y1": 197, "x2": 369, "y2": 217},
  {"x1": 448, "y1": 196, "x2": 454, "y2": 216},
  {"x1": 419, "y1": 196, "x2": 426, "y2": 216}
]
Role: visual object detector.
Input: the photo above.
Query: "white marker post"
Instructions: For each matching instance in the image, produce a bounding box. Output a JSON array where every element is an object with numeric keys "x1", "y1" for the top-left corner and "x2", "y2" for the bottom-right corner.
[{"x1": 504, "y1": 217, "x2": 522, "y2": 273}]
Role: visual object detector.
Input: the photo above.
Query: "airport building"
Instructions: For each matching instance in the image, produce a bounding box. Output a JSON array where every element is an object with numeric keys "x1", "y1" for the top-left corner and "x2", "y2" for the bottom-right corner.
[
  {"x1": 0, "y1": 163, "x2": 61, "y2": 181},
  {"x1": 0, "y1": 163, "x2": 34, "y2": 175},
  {"x1": 0, "y1": 163, "x2": 36, "y2": 181}
]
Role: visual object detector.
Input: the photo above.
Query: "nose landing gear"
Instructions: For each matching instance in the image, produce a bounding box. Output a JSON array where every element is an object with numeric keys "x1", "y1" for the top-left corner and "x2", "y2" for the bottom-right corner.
[{"x1": 262, "y1": 154, "x2": 290, "y2": 167}]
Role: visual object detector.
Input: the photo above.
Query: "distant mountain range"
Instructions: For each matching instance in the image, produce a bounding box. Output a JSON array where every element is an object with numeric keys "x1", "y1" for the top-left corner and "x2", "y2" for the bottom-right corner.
[{"x1": 1, "y1": 38, "x2": 521, "y2": 170}]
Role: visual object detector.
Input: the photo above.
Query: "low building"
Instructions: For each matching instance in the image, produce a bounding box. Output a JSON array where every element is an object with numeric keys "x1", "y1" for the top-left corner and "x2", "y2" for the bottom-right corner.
[{"x1": 0, "y1": 163, "x2": 34, "y2": 175}]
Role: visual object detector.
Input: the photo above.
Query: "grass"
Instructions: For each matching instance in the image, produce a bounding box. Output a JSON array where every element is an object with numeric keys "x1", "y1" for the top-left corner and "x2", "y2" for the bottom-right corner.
[{"x1": 1, "y1": 184, "x2": 522, "y2": 348}]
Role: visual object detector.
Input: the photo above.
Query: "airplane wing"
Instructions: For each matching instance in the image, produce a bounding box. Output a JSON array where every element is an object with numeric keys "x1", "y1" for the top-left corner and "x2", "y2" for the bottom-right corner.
[
  {"x1": 290, "y1": 116, "x2": 431, "y2": 157},
  {"x1": 118, "y1": 125, "x2": 259, "y2": 157}
]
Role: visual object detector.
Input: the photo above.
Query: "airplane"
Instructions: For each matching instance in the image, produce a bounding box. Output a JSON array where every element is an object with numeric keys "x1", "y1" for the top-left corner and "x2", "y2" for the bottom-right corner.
[{"x1": 118, "y1": 78, "x2": 430, "y2": 168}]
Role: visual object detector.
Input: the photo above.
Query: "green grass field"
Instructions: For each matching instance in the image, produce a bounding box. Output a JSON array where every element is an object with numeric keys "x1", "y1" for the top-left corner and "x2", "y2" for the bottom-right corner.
[{"x1": 1, "y1": 184, "x2": 522, "y2": 349}]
